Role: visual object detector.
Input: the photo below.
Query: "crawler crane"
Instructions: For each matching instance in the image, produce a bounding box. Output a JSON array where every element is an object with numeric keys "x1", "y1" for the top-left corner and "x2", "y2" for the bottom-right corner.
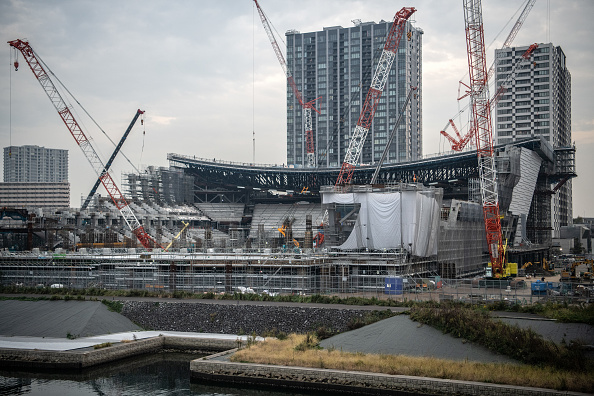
[
  {"x1": 9, "y1": 39, "x2": 158, "y2": 249},
  {"x1": 461, "y1": 0, "x2": 505, "y2": 277}
]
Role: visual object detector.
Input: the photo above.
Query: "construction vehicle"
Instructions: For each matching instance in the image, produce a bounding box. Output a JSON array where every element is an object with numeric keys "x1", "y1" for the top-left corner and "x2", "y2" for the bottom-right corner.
[
  {"x1": 278, "y1": 220, "x2": 300, "y2": 248},
  {"x1": 253, "y1": 0, "x2": 321, "y2": 167},
  {"x1": 8, "y1": 39, "x2": 158, "y2": 249},
  {"x1": 336, "y1": 6, "x2": 416, "y2": 186},
  {"x1": 561, "y1": 259, "x2": 594, "y2": 282},
  {"x1": 81, "y1": 109, "x2": 145, "y2": 210}
]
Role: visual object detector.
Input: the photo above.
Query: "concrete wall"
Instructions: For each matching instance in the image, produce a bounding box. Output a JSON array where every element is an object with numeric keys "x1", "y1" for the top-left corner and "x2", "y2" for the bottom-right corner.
[
  {"x1": 190, "y1": 358, "x2": 569, "y2": 396},
  {"x1": 0, "y1": 336, "x2": 238, "y2": 370}
]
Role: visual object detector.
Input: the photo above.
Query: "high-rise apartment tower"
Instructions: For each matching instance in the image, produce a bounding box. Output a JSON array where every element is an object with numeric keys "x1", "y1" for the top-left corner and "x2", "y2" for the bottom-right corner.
[
  {"x1": 4, "y1": 145, "x2": 68, "y2": 183},
  {"x1": 494, "y1": 43, "x2": 572, "y2": 237},
  {"x1": 285, "y1": 19, "x2": 422, "y2": 168}
]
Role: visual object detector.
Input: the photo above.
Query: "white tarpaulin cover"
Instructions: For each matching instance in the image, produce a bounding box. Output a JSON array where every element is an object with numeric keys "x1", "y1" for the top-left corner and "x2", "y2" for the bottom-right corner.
[{"x1": 323, "y1": 190, "x2": 440, "y2": 256}]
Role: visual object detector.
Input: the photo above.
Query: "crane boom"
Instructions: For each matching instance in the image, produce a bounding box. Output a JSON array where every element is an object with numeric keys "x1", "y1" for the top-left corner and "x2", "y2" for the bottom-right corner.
[
  {"x1": 370, "y1": 86, "x2": 417, "y2": 185},
  {"x1": 336, "y1": 7, "x2": 416, "y2": 186},
  {"x1": 8, "y1": 39, "x2": 157, "y2": 249},
  {"x1": 443, "y1": 43, "x2": 538, "y2": 152},
  {"x1": 81, "y1": 109, "x2": 145, "y2": 210},
  {"x1": 486, "y1": 0, "x2": 536, "y2": 83},
  {"x1": 462, "y1": 0, "x2": 504, "y2": 277},
  {"x1": 442, "y1": 0, "x2": 536, "y2": 153},
  {"x1": 253, "y1": 0, "x2": 320, "y2": 167}
]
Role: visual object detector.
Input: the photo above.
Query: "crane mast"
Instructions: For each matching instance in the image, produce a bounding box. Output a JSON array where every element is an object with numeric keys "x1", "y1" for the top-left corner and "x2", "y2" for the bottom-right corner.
[
  {"x1": 8, "y1": 39, "x2": 157, "y2": 249},
  {"x1": 253, "y1": 0, "x2": 320, "y2": 167},
  {"x1": 462, "y1": 0, "x2": 504, "y2": 277},
  {"x1": 81, "y1": 109, "x2": 145, "y2": 210},
  {"x1": 336, "y1": 7, "x2": 416, "y2": 186},
  {"x1": 442, "y1": 0, "x2": 535, "y2": 153}
]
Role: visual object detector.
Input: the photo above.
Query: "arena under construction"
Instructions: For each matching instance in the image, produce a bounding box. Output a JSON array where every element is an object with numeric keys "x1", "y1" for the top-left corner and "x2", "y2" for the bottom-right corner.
[{"x1": 0, "y1": 137, "x2": 577, "y2": 297}]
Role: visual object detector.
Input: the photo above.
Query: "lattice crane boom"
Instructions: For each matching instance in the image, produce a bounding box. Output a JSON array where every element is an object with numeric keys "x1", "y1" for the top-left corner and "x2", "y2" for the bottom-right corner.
[
  {"x1": 443, "y1": 43, "x2": 538, "y2": 152},
  {"x1": 8, "y1": 39, "x2": 157, "y2": 249},
  {"x1": 81, "y1": 108, "x2": 145, "y2": 210},
  {"x1": 336, "y1": 7, "x2": 416, "y2": 186},
  {"x1": 462, "y1": 0, "x2": 504, "y2": 277},
  {"x1": 486, "y1": 0, "x2": 536, "y2": 83},
  {"x1": 253, "y1": 0, "x2": 320, "y2": 167}
]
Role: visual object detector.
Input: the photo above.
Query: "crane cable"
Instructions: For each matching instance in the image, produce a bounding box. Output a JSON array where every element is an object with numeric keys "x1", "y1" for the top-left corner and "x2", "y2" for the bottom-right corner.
[{"x1": 34, "y1": 50, "x2": 142, "y2": 175}]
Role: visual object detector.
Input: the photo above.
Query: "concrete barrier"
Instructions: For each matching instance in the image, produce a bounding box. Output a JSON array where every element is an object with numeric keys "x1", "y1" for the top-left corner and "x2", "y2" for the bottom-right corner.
[
  {"x1": 190, "y1": 357, "x2": 577, "y2": 396},
  {"x1": 0, "y1": 336, "x2": 238, "y2": 370}
]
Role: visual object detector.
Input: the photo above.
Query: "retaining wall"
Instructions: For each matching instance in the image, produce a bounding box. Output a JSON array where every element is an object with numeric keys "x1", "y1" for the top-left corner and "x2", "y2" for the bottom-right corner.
[
  {"x1": 190, "y1": 357, "x2": 581, "y2": 396},
  {"x1": 0, "y1": 336, "x2": 238, "y2": 370}
]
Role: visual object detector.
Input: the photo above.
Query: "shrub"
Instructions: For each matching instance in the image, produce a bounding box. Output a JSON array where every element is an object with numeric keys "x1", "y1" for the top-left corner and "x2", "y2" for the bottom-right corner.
[
  {"x1": 409, "y1": 303, "x2": 587, "y2": 371},
  {"x1": 93, "y1": 342, "x2": 112, "y2": 349}
]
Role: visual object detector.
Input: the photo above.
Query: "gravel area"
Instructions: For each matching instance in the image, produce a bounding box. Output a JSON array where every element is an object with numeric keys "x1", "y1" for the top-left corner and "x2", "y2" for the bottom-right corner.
[{"x1": 121, "y1": 301, "x2": 375, "y2": 335}]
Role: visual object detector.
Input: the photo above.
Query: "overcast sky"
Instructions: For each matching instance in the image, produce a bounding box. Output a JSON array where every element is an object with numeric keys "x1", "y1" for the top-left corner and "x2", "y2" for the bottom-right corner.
[{"x1": 1, "y1": 0, "x2": 592, "y2": 217}]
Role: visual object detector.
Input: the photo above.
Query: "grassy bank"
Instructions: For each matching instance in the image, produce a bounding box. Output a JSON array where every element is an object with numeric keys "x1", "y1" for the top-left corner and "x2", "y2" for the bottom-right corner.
[
  {"x1": 409, "y1": 303, "x2": 589, "y2": 371},
  {"x1": 231, "y1": 334, "x2": 594, "y2": 393}
]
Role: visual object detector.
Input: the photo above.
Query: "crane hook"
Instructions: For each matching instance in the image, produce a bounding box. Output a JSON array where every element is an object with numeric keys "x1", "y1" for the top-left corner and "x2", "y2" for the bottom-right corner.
[{"x1": 13, "y1": 61, "x2": 19, "y2": 71}]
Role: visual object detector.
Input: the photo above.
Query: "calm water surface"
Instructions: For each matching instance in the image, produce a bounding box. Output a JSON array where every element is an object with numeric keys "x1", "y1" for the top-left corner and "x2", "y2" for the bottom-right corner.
[{"x1": 0, "y1": 351, "x2": 318, "y2": 396}]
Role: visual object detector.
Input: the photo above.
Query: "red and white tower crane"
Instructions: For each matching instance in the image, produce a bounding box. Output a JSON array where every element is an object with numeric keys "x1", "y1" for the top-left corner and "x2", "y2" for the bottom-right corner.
[
  {"x1": 8, "y1": 39, "x2": 158, "y2": 249},
  {"x1": 462, "y1": 0, "x2": 504, "y2": 277},
  {"x1": 253, "y1": 0, "x2": 321, "y2": 167},
  {"x1": 441, "y1": 0, "x2": 536, "y2": 152},
  {"x1": 442, "y1": 43, "x2": 538, "y2": 152},
  {"x1": 335, "y1": 7, "x2": 416, "y2": 186}
]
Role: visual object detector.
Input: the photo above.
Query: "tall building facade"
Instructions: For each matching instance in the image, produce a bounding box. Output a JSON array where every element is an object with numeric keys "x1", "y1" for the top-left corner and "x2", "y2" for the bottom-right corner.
[
  {"x1": 2, "y1": 145, "x2": 69, "y2": 208},
  {"x1": 285, "y1": 19, "x2": 422, "y2": 168},
  {"x1": 4, "y1": 145, "x2": 68, "y2": 183},
  {"x1": 494, "y1": 43, "x2": 572, "y2": 238}
]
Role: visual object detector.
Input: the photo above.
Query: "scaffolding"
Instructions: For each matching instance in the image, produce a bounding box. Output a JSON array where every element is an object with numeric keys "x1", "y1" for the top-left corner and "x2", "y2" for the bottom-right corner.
[{"x1": 1, "y1": 250, "x2": 589, "y2": 305}]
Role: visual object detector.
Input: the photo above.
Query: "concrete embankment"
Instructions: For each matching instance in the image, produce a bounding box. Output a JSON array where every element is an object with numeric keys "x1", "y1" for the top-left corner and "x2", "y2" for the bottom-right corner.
[
  {"x1": 0, "y1": 335, "x2": 239, "y2": 370},
  {"x1": 190, "y1": 354, "x2": 579, "y2": 396}
]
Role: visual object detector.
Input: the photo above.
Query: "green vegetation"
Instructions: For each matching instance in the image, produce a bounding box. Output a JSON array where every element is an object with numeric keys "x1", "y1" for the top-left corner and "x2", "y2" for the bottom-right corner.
[
  {"x1": 1, "y1": 285, "x2": 593, "y2": 326},
  {"x1": 101, "y1": 299, "x2": 123, "y2": 313},
  {"x1": 485, "y1": 300, "x2": 594, "y2": 325},
  {"x1": 409, "y1": 302, "x2": 588, "y2": 371}
]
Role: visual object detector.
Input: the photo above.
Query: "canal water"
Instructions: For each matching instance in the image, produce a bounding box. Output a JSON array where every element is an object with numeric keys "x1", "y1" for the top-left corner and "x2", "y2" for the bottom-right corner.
[{"x1": 0, "y1": 351, "x2": 319, "y2": 396}]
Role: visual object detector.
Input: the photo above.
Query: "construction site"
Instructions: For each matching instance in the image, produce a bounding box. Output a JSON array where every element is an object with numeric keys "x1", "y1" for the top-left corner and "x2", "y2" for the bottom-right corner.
[{"x1": 1, "y1": 1, "x2": 589, "y2": 301}]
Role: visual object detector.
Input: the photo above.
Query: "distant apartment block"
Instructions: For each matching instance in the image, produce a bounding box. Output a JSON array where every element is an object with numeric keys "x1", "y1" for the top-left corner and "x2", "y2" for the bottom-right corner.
[
  {"x1": 2, "y1": 145, "x2": 70, "y2": 208},
  {"x1": 4, "y1": 145, "x2": 68, "y2": 183},
  {"x1": 0, "y1": 182, "x2": 70, "y2": 208}
]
